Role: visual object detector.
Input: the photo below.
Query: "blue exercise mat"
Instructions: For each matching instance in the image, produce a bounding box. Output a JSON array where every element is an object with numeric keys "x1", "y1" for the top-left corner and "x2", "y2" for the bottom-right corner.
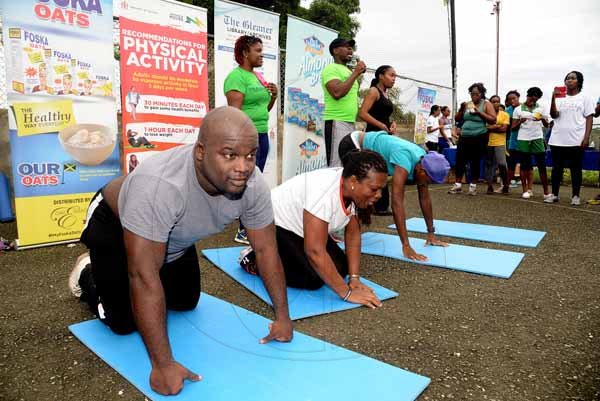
[
  {"x1": 202, "y1": 247, "x2": 398, "y2": 320},
  {"x1": 389, "y1": 218, "x2": 546, "y2": 248},
  {"x1": 349, "y1": 232, "x2": 524, "y2": 279},
  {"x1": 69, "y1": 293, "x2": 430, "y2": 401}
]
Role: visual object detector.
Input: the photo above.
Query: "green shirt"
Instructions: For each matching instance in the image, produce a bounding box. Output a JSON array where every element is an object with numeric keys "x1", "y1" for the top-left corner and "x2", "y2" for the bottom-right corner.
[
  {"x1": 461, "y1": 101, "x2": 487, "y2": 137},
  {"x1": 321, "y1": 63, "x2": 358, "y2": 122},
  {"x1": 224, "y1": 67, "x2": 270, "y2": 132}
]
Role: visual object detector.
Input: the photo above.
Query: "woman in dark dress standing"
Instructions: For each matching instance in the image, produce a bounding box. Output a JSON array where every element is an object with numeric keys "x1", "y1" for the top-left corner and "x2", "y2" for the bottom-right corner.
[{"x1": 358, "y1": 65, "x2": 396, "y2": 215}]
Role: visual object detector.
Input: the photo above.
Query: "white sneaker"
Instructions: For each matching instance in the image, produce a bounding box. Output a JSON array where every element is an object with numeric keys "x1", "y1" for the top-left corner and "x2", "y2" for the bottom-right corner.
[
  {"x1": 571, "y1": 196, "x2": 581, "y2": 206},
  {"x1": 522, "y1": 191, "x2": 531, "y2": 199},
  {"x1": 543, "y1": 194, "x2": 557, "y2": 203},
  {"x1": 69, "y1": 253, "x2": 90, "y2": 298},
  {"x1": 448, "y1": 183, "x2": 462, "y2": 194},
  {"x1": 468, "y1": 184, "x2": 477, "y2": 196}
]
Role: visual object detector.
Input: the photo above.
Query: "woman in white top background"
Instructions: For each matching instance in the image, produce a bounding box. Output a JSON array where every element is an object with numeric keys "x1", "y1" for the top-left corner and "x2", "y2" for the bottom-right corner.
[
  {"x1": 244, "y1": 151, "x2": 388, "y2": 309},
  {"x1": 548, "y1": 71, "x2": 595, "y2": 205},
  {"x1": 425, "y1": 105, "x2": 441, "y2": 152},
  {"x1": 438, "y1": 105, "x2": 454, "y2": 152}
]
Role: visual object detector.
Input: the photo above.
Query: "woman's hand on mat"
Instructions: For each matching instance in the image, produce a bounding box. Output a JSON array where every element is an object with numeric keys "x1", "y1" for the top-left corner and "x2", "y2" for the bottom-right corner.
[
  {"x1": 347, "y1": 286, "x2": 382, "y2": 309},
  {"x1": 150, "y1": 360, "x2": 201, "y2": 395},
  {"x1": 260, "y1": 318, "x2": 293, "y2": 344},
  {"x1": 402, "y1": 244, "x2": 428, "y2": 261},
  {"x1": 425, "y1": 235, "x2": 448, "y2": 248}
]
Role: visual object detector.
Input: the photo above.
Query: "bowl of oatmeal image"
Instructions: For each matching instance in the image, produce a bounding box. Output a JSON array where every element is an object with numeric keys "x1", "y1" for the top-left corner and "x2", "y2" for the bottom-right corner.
[{"x1": 58, "y1": 124, "x2": 116, "y2": 166}]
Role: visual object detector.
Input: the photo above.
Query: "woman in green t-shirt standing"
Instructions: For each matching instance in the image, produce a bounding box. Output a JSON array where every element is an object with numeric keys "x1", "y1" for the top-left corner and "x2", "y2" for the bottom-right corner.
[
  {"x1": 448, "y1": 83, "x2": 496, "y2": 195},
  {"x1": 224, "y1": 35, "x2": 278, "y2": 244}
]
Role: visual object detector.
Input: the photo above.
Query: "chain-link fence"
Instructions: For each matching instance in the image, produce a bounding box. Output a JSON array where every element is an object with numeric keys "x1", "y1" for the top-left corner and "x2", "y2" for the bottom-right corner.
[{"x1": 358, "y1": 68, "x2": 453, "y2": 141}]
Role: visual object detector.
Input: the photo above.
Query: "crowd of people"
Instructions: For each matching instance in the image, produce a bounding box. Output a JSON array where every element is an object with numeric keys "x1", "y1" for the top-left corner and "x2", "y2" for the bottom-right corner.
[
  {"x1": 66, "y1": 35, "x2": 599, "y2": 396},
  {"x1": 446, "y1": 73, "x2": 598, "y2": 205}
]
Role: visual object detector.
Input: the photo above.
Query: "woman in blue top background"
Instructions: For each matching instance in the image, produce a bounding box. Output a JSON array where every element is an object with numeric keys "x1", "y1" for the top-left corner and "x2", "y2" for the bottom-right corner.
[
  {"x1": 339, "y1": 131, "x2": 451, "y2": 261},
  {"x1": 504, "y1": 90, "x2": 521, "y2": 189}
]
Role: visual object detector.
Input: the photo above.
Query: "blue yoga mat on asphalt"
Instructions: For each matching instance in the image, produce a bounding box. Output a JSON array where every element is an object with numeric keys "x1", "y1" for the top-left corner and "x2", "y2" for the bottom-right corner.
[
  {"x1": 388, "y1": 218, "x2": 546, "y2": 248},
  {"x1": 202, "y1": 247, "x2": 398, "y2": 320},
  {"x1": 70, "y1": 294, "x2": 430, "y2": 401},
  {"x1": 352, "y1": 232, "x2": 524, "y2": 279}
]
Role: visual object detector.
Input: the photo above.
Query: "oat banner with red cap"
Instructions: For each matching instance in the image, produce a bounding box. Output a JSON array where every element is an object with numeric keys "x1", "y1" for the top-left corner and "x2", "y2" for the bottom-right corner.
[
  {"x1": 214, "y1": 0, "x2": 279, "y2": 187},
  {"x1": 119, "y1": 0, "x2": 208, "y2": 173},
  {"x1": 414, "y1": 87, "x2": 437, "y2": 145},
  {"x1": 2, "y1": 0, "x2": 120, "y2": 248}
]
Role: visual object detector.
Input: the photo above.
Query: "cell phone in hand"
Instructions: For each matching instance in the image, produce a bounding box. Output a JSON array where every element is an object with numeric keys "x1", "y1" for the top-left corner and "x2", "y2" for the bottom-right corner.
[{"x1": 554, "y1": 86, "x2": 567, "y2": 98}]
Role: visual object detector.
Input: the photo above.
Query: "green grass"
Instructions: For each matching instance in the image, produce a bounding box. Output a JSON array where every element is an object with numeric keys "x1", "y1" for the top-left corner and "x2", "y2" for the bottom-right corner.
[{"x1": 532, "y1": 168, "x2": 599, "y2": 186}]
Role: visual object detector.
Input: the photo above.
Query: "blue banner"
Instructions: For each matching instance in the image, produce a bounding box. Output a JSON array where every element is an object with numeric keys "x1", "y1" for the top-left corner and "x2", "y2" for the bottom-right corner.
[{"x1": 282, "y1": 15, "x2": 337, "y2": 180}]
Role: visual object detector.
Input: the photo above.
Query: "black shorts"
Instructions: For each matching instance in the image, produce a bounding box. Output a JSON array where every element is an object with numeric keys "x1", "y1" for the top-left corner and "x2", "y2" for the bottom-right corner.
[{"x1": 80, "y1": 190, "x2": 201, "y2": 334}]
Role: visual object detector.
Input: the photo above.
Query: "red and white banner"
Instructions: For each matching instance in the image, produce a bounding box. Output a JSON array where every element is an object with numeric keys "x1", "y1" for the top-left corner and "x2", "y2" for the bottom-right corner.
[{"x1": 119, "y1": 0, "x2": 208, "y2": 173}]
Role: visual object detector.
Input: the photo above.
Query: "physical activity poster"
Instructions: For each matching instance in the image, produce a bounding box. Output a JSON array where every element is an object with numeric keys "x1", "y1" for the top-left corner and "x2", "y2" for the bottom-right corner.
[{"x1": 119, "y1": 0, "x2": 208, "y2": 173}]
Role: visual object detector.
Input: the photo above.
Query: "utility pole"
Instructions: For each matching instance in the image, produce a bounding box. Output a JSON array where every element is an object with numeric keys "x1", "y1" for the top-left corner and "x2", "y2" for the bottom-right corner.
[
  {"x1": 490, "y1": 0, "x2": 501, "y2": 95},
  {"x1": 449, "y1": 0, "x2": 457, "y2": 116}
]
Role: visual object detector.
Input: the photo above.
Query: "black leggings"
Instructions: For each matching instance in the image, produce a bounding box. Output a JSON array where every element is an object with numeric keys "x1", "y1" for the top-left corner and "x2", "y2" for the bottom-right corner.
[
  {"x1": 425, "y1": 141, "x2": 438, "y2": 152},
  {"x1": 455, "y1": 134, "x2": 489, "y2": 183},
  {"x1": 80, "y1": 191, "x2": 201, "y2": 335},
  {"x1": 550, "y1": 145, "x2": 583, "y2": 197},
  {"x1": 275, "y1": 225, "x2": 348, "y2": 290},
  {"x1": 374, "y1": 183, "x2": 390, "y2": 212}
]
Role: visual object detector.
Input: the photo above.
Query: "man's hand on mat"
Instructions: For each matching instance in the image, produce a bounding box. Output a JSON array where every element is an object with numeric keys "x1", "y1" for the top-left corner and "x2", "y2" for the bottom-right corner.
[
  {"x1": 150, "y1": 360, "x2": 201, "y2": 395},
  {"x1": 260, "y1": 318, "x2": 293, "y2": 344},
  {"x1": 402, "y1": 244, "x2": 428, "y2": 261},
  {"x1": 425, "y1": 235, "x2": 448, "y2": 248},
  {"x1": 349, "y1": 279, "x2": 375, "y2": 294},
  {"x1": 347, "y1": 286, "x2": 382, "y2": 309}
]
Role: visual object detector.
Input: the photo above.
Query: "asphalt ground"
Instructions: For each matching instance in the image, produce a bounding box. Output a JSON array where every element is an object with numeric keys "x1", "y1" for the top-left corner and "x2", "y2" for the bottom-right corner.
[{"x1": 1, "y1": 183, "x2": 599, "y2": 401}]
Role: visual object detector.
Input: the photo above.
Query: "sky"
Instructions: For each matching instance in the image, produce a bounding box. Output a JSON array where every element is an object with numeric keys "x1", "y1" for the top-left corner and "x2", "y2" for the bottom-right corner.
[{"x1": 304, "y1": 0, "x2": 600, "y2": 117}]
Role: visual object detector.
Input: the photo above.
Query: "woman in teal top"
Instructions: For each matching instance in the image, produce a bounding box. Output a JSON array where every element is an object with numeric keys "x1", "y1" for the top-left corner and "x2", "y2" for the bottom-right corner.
[
  {"x1": 448, "y1": 83, "x2": 496, "y2": 195},
  {"x1": 224, "y1": 35, "x2": 278, "y2": 244},
  {"x1": 504, "y1": 90, "x2": 521, "y2": 190}
]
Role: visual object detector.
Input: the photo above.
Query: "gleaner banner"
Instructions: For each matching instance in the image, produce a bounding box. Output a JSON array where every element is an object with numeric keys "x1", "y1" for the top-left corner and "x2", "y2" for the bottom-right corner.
[
  {"x1": 214, "y1": 0, "x2": 279, "y2": 187},
  {"x1": 119, "y1": 0, "x2": 208, "y2": 173},
  {"x1": 2, "y1": 0, "x2": 120, "y2": 248}
]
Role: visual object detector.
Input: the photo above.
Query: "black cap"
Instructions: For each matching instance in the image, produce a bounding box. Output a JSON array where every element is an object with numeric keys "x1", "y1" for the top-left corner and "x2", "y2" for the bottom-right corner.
[{"x1": 329, "y1": 38, "x2": 355, "y2": 55}]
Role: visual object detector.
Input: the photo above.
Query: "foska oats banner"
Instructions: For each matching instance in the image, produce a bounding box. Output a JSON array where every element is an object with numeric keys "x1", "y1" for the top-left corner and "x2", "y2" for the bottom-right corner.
[
  {"x1": 2, "y1": 0, "x2": 120, "y2": 248},
  {"x1": 119, "y1": 0, "x2": 208, "y2": 174}
]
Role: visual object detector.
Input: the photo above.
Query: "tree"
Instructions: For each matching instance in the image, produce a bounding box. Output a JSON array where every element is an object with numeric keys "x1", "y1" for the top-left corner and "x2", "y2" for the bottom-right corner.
[
  {"x1": 180, "y1": 0, "x2": 361, "y2": 46},
  {"x1": 357, "y1": 86, "x2": 410, "y2": 126},
  {"x1": 304, "y1": 0, "x2": 360, "y2": 39}
]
